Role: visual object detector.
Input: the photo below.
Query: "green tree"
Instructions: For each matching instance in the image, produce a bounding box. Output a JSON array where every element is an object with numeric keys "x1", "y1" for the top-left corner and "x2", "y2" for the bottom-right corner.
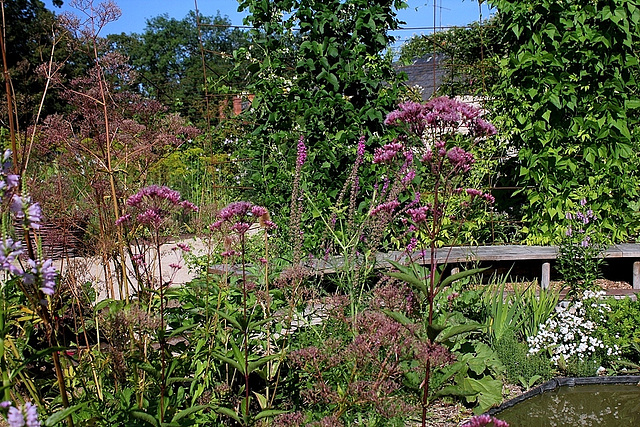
[
  {"x1": 0, "y1": 0, "x2": 63, "y2": 130},
  {"x1": 107, "y1": 11, "x2": 248, "y2": 123},
  {"x1": 489, "y1": 0, "x2": 640, "y2": 243},
  {"x1": 236, "y1": 0, "x2": 408, "y2": 220}
]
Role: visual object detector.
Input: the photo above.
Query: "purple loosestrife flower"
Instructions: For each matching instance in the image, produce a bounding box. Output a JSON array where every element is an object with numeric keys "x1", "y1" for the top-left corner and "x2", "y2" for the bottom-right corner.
[
  {"x1": 369, "y1": 200, "x2": 400, "y2": 216},
  {"x1": 296, "y1": 135, "x2": 307, "y2": 167},
  {"x1": 357, "y1": 135, "x2": 366, "y2": 158}
]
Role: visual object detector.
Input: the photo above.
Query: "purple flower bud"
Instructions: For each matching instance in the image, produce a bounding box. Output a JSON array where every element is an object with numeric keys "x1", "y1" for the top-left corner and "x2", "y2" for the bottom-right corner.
[{"x1": 115, "y1": 214, "x2": 131, "y2": 226}]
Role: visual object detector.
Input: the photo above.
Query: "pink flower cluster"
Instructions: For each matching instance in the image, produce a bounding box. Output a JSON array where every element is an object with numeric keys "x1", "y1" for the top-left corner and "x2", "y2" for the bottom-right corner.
[
  {"x1": 462, "y1": 414, "x2": 509, "y2": 427},
  {"x1": 210, "y1": 201, "x2": 276, "y2": 233},
  {"x1": 373, "y1": 142, "x2": 404, "y2": 164},
  {"x1": 117, "y1": 185, "x2": 198, "y2": 228},
  {"x1": 384, "y1": 101, "x2": 429, "y2": 136},
  {"x1": 384, "y1": 96, "x2": 497, "y2": 138},
  {"x1": 369, "y1": 200, "x2": 400, "y2": 216},
  {"x1": 447, "y1": 146, "x2": 475, "y2": 172}
]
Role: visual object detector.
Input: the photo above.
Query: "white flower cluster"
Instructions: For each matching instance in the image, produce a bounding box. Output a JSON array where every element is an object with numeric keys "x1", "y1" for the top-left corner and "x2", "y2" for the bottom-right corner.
[{"x1": 527, "y1": 290, "x2": 618, "y2": 365}]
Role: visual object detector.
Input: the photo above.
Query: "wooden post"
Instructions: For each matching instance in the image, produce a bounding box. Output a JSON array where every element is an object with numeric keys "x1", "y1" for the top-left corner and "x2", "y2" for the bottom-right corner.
[
  {"x1": 541, "y1": 262, "x2": 550, "y2": 290},
  {"x1": 633, "y1": 261, "x2": 640, "y2": 290}
]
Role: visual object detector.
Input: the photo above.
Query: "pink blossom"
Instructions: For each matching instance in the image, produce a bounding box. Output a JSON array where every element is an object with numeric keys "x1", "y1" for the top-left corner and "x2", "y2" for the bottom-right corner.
[
  {"x1": 251, "y1": 205, "x2": 269, "y2": 217},
  {"x1": 406, "y1": 205, "x2": 431, "y2": 224},
  {"x1": 296, "y1": 135, "x2": 307, "y2": 167},
  {"x1": 447, "y1": 147, "x2": 475, "y2": 172},
  {"x1": 384, "y1": 101, "x2": 427, "y2": 136},
  {"x1": 175, "y1": 243, "x2": 191, "y2": 252},
  {"x1": 370, "y1": 200, "x2": 400, "y2": 216},
  {"x1": 373, "y1": 142, "x2": 403, "y2": 164}
]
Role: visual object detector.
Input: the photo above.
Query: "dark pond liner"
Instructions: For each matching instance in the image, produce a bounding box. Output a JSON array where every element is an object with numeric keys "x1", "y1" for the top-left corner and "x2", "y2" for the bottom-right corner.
[{"x1": 486, "y1": 375, "x2": 640, "y2": 416}]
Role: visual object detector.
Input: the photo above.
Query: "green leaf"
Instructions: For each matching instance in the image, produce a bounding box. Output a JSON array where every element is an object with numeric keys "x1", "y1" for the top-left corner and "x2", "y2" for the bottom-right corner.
[
  {"x1": 382, "y1": 309, "x2": 413, "y2": 326},
  {"x1": 213, "y1": 406, "x2": 242, "y2": 424},
  {"x1": 171, "y1": 405, "x2": 211, "y2": 422},
  {"x1": 435, "y1": 323, "x2": 483, "y2": 343},
  {"x1": 247, "y1": 354, "x2": 281, "y2": 373},
  {"x1": 255, "y1": 409, "x2": 290, "y2": 421},
  {"x1": 130, "y1": 410, "x2": 160, "y2": 426},
  {"x1": 212, "y1": 352, "x2": 244, "y2": 375},
  {"x1": 44, "y1": 403, "x2": 89, "y2": 426}
]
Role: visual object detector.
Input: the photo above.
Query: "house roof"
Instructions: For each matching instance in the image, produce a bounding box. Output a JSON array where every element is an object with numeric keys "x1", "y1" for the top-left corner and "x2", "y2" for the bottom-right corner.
[{"x1": 395, "y1": 54, "x2": 448, "y2": 100}]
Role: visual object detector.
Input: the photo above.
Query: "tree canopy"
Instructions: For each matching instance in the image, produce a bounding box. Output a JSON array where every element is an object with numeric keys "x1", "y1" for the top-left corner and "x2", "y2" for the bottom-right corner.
[{"x1": 107, "y1": 11, "x2": 249, "y2": 124}]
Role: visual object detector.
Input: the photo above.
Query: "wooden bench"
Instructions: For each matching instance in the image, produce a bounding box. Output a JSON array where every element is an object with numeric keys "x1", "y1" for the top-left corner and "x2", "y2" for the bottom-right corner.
[{"x1": 306, "y1": 244, "x2": 640, "y2": 290}]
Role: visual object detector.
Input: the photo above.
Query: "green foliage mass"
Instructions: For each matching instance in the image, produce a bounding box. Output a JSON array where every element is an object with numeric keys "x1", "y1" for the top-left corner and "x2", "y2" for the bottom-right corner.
[
  {"x1": 494, "y1": 330, "x2": 553, "y2": 387},
  {"x1": 108, "y1": 12, "x2": 249, "y2": 124},
  {"x1": 235, "y1": 0, "x2": 407, "y2": 219},
  {"x1": 489, "y1": 0, "x2": 640, "y2": 243}
]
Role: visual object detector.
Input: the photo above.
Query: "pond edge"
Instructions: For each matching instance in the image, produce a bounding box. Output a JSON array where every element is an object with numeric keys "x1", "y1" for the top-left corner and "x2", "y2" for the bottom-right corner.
[{"x1": 487, "y1": 375, "x2": 640, "y2": 416}]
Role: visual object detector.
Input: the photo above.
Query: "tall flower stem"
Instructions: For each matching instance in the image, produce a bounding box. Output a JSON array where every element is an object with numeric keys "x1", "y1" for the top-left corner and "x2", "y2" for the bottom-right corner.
[
  {"x1": 241, "y1": 232, "x2": 250, "y2": 418},
  {"x1": 156, "y1": 233, "x2": 167, "y2": 423}
]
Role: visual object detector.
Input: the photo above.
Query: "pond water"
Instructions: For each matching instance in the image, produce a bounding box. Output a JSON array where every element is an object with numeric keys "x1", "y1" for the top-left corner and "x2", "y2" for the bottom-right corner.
[{"x1": 495, "y1": 384, "x2": 640, "y2": 426}]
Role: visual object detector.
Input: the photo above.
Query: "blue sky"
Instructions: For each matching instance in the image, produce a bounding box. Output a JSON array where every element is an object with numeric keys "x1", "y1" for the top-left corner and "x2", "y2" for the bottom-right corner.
[{"x1": 43, "y1": 0, "x2": 495, "y2": 48}]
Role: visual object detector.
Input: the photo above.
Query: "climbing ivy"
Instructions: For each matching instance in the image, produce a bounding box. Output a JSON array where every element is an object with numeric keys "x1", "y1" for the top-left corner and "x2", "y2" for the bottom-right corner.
[{"x1": 489, "y1": 0, "x2": 640, "y2": 243}]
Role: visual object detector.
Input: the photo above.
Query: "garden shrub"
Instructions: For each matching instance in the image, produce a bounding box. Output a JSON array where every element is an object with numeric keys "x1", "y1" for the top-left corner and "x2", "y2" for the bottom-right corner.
[
  {"x1": 490, "y1": 0, "x2": 640, "y2": 243},
  {"x1": 494, "y1": 329, "x2": 553, "y2": 387},
  {"x1": 591, "y1": 296, "x2": 640, "y2": 363}
]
